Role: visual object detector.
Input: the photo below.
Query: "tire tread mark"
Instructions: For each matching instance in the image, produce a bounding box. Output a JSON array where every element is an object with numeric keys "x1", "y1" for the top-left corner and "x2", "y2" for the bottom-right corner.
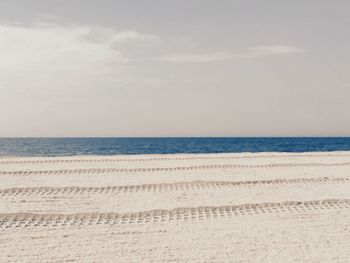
[
  {"x1": 1, "y1": 153, "x2": 350, "y2": 165},
  {"x1": 1, "y1": 176, "x2": 350, "y2": 196},
  {"x1": 1, "y1": 162, "x2": 350, "y2": 176},
  {"x1": 1, "y1": 199, "x2": 349, "y2": 228}
]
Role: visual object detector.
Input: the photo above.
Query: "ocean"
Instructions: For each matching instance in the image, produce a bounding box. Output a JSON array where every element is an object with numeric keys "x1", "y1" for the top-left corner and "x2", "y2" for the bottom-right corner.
[{"x1": 0, "y1": 137, "x2": 350, "y2": 157}]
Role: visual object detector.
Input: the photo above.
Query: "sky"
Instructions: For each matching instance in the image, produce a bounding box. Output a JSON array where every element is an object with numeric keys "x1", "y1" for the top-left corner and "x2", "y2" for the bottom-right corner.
[{"x1": 0, "y1": 0, "x2": 349, "y2": 137}]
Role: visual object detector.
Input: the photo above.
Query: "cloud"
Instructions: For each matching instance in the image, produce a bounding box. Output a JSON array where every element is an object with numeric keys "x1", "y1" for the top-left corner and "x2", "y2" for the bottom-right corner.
[
  {"x1": 0, "y1": 24, "x2": 119, "y2": 70},
  {"x1": 248, "y1": 45, "x2": 304, "y2": 57},
  {"x1": 155, "y1": 45, "x2": 304, "y2": 63},
  {"x1": 0, "y1": 23, "x2": 159, "y2": 69},
  {"x1": 82, "y1": 28, "x2": 159, "y2": 45},
  {"x1": 0, "y1": 21, "x2": 160, "y2": 98},
  {"x1": 156, "y1": 52, "x2": 234, "y2": 63}
]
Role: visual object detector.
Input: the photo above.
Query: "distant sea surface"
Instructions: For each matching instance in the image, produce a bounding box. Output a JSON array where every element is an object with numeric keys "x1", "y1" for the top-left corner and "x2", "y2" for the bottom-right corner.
[{"x1": 0, "y1": 137, "x2": 350, "y2": 157}]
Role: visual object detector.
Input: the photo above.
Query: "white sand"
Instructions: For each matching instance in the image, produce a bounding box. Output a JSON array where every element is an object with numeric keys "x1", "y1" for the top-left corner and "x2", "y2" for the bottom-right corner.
[{"x1": 1, "y1": 152, "x2": 350, "y2": 262}]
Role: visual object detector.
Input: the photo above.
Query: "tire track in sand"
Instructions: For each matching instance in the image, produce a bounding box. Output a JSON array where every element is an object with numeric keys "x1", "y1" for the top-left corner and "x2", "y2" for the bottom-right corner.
[
  {"x1": 1, "y1": 153, "x2": 350, "y2": 165},
  {"x1": 1, "y1": 162, "x2": 350, "y2": 176},
  {"x1": 1, "y1": 199, "x2": 349, "y2": 228},
  {"x1": 1, "y1": 176, "x2": 350, "y2": 196}
]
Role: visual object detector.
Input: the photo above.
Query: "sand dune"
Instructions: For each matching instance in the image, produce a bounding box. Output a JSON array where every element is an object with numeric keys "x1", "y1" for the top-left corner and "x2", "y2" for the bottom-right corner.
[{"x1": 1, "y1": 152, "x2": 350, "y2": 262}]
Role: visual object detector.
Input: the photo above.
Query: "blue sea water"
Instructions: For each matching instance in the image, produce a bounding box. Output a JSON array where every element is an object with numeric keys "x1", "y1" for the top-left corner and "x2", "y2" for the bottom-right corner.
[{"x1": 0, "y1": 137, "x2": 350, "y2": 157}]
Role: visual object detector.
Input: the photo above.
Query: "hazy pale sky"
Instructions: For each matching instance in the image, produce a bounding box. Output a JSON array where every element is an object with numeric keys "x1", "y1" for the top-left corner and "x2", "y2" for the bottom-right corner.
[{"x1": 0, "y1": 0, "x2": 349, "y2": 137}]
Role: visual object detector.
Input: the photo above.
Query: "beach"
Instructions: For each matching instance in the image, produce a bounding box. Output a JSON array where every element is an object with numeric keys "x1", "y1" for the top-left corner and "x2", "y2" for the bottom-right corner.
[{"x1": 1, "y1": 152, "x2": 350, "y2": 262}]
